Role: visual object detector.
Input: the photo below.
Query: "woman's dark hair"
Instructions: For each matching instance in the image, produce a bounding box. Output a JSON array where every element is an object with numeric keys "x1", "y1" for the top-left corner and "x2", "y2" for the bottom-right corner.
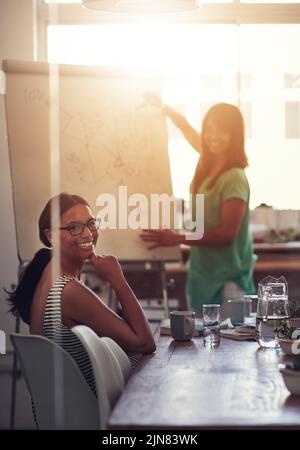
[
  {"x1": 8, "y1": 193, "x2": 90, "y2": 324},
  {"x1": 190, "y1": 103, "x2": 248, "y2": 195}
]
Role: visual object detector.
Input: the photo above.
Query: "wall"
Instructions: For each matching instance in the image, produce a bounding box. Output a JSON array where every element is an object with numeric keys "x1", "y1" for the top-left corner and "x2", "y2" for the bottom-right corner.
[{"x1": 0, "y1": 0, "x2": 35, "y2": 347}]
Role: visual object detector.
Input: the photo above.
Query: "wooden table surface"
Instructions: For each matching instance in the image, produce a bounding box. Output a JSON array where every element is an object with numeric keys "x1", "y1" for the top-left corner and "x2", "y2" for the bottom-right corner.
[{"x1": 109, "y1": 329, "x2": 300, "y2": 430}]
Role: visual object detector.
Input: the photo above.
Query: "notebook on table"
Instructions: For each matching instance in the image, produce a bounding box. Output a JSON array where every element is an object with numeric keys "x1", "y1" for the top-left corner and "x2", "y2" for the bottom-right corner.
[{"x1": 220, "y1": 326, "x2": 256, "y2": 341}]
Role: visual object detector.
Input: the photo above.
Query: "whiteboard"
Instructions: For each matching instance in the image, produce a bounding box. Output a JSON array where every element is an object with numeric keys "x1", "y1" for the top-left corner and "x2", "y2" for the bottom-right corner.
[{"x1": 3, "y1": 60, "x2": 180, "y2": 262}]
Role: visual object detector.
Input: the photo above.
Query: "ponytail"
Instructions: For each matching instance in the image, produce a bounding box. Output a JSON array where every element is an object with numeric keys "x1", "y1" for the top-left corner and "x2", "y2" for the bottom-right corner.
[{"x1": 7, "y1": 248, "x2": 52, "y2": 324}]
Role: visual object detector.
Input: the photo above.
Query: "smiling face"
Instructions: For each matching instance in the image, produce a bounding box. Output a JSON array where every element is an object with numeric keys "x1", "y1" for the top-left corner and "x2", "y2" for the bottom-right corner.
[
  {"x1": 202, "y1": 118, "x2": 231, "y2": 156},
  {"x1": 58, "y1": 203, "x2": 99, "y2": 264}
]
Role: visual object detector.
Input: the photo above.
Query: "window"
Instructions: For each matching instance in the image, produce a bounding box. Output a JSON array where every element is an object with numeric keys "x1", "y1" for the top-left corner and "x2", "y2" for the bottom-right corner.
[
  {"x1": 242, "y1": 0, "x2": 300, "y2": 3},
  {"x1": 285, "y1": 74, "x2": 300, "y2": 89},
  {"x1": 285, "y1": 102, "x2": 300, "y2": 138},
  {"x1": 239, "y1": 25, "x2": 300, "y2": 209},
  {"x1": 240, "y1": 101, "x2": 252, "y2": 139},
  {"x1": 45, "y1": 4, "x2": 300, "y2": 209}
]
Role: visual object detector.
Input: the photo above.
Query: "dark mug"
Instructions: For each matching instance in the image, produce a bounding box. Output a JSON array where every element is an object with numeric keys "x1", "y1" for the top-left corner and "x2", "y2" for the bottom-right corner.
[
  {"x1": 170, "y1": 311, "x2": 195, "y2": 341},
  {"x1": 228, "y1": 299, "x2": 245, "y2": 326}
]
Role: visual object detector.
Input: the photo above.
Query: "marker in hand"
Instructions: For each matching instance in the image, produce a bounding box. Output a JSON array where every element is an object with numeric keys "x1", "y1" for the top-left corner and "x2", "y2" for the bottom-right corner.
[{"x1": 136, "y1": 93, "x2": 163, "y2": 111}]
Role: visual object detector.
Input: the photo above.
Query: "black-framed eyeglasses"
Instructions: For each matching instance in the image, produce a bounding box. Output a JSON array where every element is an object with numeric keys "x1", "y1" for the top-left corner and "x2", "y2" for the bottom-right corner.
[{"x1": 59, "y1": 218, "x2": 101, "y2": 236}]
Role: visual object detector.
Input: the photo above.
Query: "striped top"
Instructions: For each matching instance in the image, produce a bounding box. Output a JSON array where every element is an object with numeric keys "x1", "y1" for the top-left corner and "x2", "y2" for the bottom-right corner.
[{"x1": 43, "y1": 275, "x2": 97, "y2": 396}]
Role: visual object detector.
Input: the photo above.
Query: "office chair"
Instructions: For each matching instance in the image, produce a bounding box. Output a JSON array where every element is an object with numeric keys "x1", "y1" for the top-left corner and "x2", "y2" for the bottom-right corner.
[
  {"x1": 10, "y1": 333, "x2": 99, "y2": 430},
  {"x1": 72, "y1": 325, "x2": 126, "y2": 429},
  {"x1": 101, "y1": 336, "x2": 132, "y2": 383}
]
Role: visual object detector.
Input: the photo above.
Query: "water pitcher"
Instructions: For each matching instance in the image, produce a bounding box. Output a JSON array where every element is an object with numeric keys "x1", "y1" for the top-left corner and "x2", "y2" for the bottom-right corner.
[{"x1": 255, "y1": 276, "x2": 290, "y2": 348}]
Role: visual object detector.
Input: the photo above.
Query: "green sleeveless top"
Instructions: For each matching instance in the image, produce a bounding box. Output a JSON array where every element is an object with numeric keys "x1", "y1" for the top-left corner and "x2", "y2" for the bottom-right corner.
[{"x1": 187, "y1": 167, "x2": 256, "y2": 311}]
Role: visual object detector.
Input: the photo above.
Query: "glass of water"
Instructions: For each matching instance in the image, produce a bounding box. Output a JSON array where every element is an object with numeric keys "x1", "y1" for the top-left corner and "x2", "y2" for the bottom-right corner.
[{"x1": 203, "y1": 304, "x2": 221, "y2": 348}]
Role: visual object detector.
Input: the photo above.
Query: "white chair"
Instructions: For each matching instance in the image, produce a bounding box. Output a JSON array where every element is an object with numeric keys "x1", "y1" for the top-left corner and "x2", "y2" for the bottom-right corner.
[
  {"x1": 101, "y1": 336, "x2": 132, "y2": 383},
  {"x1": 10, "y1": 333, "x2": 99, "y2": 430},
  {"x1": 72, "y1": 325, "x2": 126, "y2": 430}
]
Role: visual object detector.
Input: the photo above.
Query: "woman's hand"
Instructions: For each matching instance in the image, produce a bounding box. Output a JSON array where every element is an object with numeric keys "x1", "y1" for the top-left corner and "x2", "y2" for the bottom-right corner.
[
  {"x1": 88, "y1": 253, "x2": 125, "y2": 286},
  {"x1": 144, "y1": 92, "x2": 165, "y2": 109},
  {"x1": 140, "y1": 229, "x2": 182, "y2": 249},
  {"x1": 144, "y1": 94, "x2": 201, "y2": 153}
]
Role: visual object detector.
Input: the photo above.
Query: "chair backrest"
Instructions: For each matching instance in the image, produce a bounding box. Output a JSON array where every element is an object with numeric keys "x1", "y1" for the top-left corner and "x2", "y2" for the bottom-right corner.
[
  {"x1": 72, "y1": 325, "x2": 125, "y2": 430},
  {"x1": 10, "y1": 333, "x2": 99, "y2": 430},
  {"x1": 101, "y1": 337, "x2": 132, "y2": 383}
]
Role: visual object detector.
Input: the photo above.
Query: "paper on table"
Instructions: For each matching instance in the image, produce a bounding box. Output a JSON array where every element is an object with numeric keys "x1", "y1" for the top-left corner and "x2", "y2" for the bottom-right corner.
[
  {"x1": 235, "y1": 324, "x2": 256, "y2": 335},
  {"x1": 220, "y1": 329, "x2": 256, "y2": 341}
]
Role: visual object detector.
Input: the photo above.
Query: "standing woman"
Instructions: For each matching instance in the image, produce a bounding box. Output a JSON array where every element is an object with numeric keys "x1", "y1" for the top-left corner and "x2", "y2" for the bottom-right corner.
[{"x1": 141, "y1": 100, "x2": 255, "y2": 317}]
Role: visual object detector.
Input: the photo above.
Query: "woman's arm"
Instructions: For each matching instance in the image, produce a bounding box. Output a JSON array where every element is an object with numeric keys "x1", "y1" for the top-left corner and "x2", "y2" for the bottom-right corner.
[
  {"x1": 140, "y1": 198, "x2": 247, "y2": 248},
  {"x1": 184, "y1": 198, "x2": 247, "y2": 246},
  {"x1": 163, "y1": 105, "x2": 202, "y2": 154},
  {"x1": 62, "y1": 255, "x2": 156, "y2": 354},
  {"x1": 144, "y1": 93, "x2": 201, "y2": 153}
]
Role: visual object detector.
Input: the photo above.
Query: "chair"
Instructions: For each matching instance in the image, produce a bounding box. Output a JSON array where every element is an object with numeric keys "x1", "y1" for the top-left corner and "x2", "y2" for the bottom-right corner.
[
  {"x1": 101, "y1": 336, "x2": 132, "y2": 383},
  {"x1": 10, "y1": 333, "x2": 99, "y2": 430},
  {"x1": 72, "y1": 325, "x2": 126, "y2": 429}
]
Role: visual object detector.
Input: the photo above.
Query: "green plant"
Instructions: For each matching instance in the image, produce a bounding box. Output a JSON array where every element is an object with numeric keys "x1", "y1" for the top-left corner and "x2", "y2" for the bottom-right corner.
[
  {"x1": 268, "y1": 227, "x2": 296, "y2": 243},
  {"x1": 276, "y1": 322, "x2": 297, "y2": 339},
  {"x1": 290, "y1": 300, "x2": 300, "y2": 318}
]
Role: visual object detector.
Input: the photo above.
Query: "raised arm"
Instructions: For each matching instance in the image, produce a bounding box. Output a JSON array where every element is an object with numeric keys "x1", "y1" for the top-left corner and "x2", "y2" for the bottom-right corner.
[
  {"x1": 163, "y1": 105, "x2": 202, "y2": 154},
  {"x1": 144, "y1": 93, "x2": 202, "y2": 154},
  {"x1": 62, "y1": 254, "x2": 156, "y2": 354}
]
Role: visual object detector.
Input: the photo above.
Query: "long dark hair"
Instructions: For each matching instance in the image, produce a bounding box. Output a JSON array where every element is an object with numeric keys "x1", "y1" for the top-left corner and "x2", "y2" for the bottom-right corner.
[
  {"x1": 190, "y1": 103, "x2": 248, "y2": 195},
  {"x1": 7, "y1": 193, "x2": 90, "y2": 324}
]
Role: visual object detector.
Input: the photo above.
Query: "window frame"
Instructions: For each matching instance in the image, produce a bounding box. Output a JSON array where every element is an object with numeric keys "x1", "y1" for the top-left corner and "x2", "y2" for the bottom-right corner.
[{"x1": 37, "y1": 0, "x2": 300, "y2": 60}]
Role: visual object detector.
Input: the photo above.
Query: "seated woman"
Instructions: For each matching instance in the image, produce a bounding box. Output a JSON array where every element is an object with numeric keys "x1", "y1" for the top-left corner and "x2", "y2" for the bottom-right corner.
[{"x1": 8, "y1": 193, "x2": 156, "y2": 395}]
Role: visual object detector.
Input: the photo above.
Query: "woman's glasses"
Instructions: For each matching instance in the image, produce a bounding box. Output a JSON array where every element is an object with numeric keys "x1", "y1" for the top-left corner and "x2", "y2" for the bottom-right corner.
[{"x1": 59, "y1": 218, "x2": 100, "y2": 236}]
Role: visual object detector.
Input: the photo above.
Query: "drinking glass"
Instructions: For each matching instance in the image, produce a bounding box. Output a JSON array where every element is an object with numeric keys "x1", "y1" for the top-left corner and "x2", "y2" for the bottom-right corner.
[{"x1": 203, "y1": 304, "x2": 220, "y2": 348}]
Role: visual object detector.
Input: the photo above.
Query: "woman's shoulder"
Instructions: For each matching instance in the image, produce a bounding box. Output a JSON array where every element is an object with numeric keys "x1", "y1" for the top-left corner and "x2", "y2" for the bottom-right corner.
[
  {"x1": 218, "y1": 167, "x2": 250, "y2": 201},
  {"x1": 61, "y1": 277, "x2": 99, "y2": 309},
  {"x1": 61, "y1": 276, "x2": 105, "y2": 324},
  {"x1": 62, "y1": 277, "x2": 88, "y2": 297}
]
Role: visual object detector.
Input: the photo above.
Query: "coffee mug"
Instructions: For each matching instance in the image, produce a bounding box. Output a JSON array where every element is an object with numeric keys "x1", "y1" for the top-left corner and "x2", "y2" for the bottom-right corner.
[
  {"x1": 228, "y1": 299, "x2": 245, "y2": 326},
  {"x1": 170, "y1": 311, "x2": 195, "y2": 341}
]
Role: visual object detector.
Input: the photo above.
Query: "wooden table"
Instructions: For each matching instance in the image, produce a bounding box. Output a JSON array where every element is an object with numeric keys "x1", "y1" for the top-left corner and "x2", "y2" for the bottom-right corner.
[{"x1": 109, "y1": 329, "x2": 300, "y2": 429}]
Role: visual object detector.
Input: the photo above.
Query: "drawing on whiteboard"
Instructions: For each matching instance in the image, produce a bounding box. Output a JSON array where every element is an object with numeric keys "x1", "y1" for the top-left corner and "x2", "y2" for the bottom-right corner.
[
  {"x1": 58, "y1": 106, "x2": 160, "y2": 187},
  {"x1": 22, "y1": 85, "x2": 164, "y2": 188}
]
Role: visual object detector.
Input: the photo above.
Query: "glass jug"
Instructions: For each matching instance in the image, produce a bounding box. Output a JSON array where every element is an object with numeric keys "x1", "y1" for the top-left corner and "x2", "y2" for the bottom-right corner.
[{"x1": 255, "y1": 276, "x2": 291, "y2": 348}]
